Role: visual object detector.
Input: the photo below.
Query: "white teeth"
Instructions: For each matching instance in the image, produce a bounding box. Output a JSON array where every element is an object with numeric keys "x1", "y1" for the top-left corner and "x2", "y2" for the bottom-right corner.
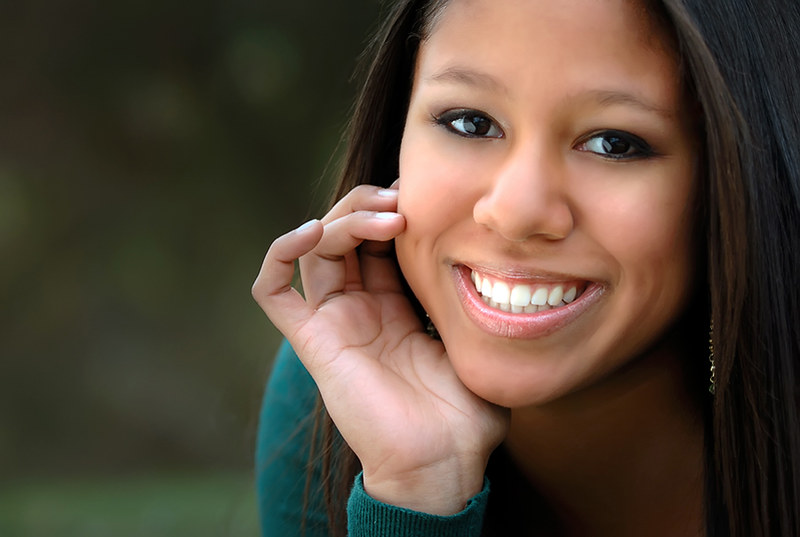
[
  {"x1": 481, "y1": 278, "x2": 493, "y2": 298},
  {"x1": 470, "y1": 270, "x2": 580, "y2": 314},
  {"x1": 563, "y1": 286, "x2": 577, "y2": 303},
  {"x1": 531, "y1": 287, "x2": 549, "y2": 306},
  {"x1": 491, "y1": 281, "x2": 511, "y2": 305},
  {"x1": 509, "y1": 284, "x2": 532, "y2": 307},
  {"x1": 547, "y1": 286, "x2": 564, "y2": 306}
]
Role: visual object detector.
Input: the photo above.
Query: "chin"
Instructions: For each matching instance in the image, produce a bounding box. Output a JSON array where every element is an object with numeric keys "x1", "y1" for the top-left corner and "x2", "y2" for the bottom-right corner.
[{"x1": 440, "y1": 335, "x2": 583, "y2": 408}]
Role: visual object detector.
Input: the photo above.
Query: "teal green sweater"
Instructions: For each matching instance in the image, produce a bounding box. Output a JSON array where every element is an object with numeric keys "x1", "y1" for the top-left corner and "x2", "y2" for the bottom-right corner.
[{"x1": 256, "y1": 340, "x2": 490, "y2": 536}]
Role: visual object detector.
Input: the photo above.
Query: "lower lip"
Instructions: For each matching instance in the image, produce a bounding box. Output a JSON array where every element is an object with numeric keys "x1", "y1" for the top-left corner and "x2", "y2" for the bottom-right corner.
[{"x1": 452, "y1": 265, "x2": 604, "y2": 339}]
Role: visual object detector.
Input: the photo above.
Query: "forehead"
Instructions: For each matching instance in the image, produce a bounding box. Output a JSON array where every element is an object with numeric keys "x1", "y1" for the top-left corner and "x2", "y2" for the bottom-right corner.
[
  {"x1": 424, "y1": 0, "x2": 670, "y2": 48},
  {"x1": 415, "y1": 0, "x2": 681, "y2": 114}
]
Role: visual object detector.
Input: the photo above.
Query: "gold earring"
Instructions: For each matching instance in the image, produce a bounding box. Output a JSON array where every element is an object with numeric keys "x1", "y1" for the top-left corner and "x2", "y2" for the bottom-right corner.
[{"x1": 708, "y1": 319, "x2": 716, "y2": 395}]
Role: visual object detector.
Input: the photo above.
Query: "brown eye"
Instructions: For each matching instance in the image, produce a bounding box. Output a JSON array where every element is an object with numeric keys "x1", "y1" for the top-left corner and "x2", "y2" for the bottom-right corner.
[
  {"x1": 435, "y1": 109, "x2": 504, "y2": 138},
  {"x1": 455, "y1": 115, "x2": 493, "y2": 135},
  {"x1": 600, "y1": 135, "x2": 631, "y2": 154},
  {"x1": 578, "y1": 130, "x2": 653, "y2": 160}
]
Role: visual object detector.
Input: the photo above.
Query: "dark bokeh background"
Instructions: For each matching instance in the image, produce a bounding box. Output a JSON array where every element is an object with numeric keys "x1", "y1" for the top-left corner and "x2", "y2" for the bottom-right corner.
[{"x1": 0, "y1": 0, "x2": 381, "y2": 534}]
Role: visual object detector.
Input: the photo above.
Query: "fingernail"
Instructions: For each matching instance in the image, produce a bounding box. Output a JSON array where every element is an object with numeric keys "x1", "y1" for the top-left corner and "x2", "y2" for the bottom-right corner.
[
  {"x1": 374, "y1": 211, "x2": 401, "y2": 220},
  {"x1": 295, "y1": 219, "x2": 318, "y2": 232},
  {"x1": 377, "y1": 188, "x2": 398, "y2": 197},
  {"x1": 389, "y1": 178, "x2": 400, "y2": 189}
]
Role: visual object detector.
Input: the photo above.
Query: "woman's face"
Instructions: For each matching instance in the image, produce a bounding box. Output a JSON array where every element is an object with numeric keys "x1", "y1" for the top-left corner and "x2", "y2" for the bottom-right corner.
[{"x1": 395, "y1": 0, "x2": 698, "y2": 407}]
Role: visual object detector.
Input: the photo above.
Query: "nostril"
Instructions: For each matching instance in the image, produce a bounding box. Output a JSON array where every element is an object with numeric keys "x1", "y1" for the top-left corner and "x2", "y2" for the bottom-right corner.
[{"x1": 473, "y1": 196, "x2": 574, "y2": 242}]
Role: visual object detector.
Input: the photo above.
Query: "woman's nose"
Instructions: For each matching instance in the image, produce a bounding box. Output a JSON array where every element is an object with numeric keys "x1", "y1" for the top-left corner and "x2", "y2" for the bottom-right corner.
[{"x1": 472, "y1": 147, "x2": 575, "y2": 242}]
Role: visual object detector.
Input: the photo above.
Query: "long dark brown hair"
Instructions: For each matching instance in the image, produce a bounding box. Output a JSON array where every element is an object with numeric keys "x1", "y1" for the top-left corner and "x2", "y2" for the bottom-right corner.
[{"x1": 305, "y1": 1, "x2": 800, "y2": 535}]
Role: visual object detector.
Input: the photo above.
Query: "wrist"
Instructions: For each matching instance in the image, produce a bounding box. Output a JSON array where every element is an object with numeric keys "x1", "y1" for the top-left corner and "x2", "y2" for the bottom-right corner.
[{"x1": 362, "y1": 458, "x2": 487, "y2": 515}]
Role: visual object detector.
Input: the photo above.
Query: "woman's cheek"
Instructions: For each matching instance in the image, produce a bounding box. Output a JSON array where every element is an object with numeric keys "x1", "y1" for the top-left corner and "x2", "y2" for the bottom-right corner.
[{"x1": 395, "y1": 135, "x2": 467, "y2": 310}]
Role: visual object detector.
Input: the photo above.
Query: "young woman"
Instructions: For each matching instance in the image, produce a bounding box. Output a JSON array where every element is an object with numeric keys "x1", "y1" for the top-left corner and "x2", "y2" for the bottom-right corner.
[{"x1": 252, "y1": 0, "x2": 800, "y2": 535}]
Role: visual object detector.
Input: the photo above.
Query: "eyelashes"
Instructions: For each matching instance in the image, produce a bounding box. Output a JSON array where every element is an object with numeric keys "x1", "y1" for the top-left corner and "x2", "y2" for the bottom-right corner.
[
  {"x1": 433, "y1": 109, "x2": 504, "y2": 139},
  {"x1": 575, "y1": 129, "x2": 655, "y2": 160},
  {"x1": 432, "y1": 109, "x2": 657, "y2": 160}
]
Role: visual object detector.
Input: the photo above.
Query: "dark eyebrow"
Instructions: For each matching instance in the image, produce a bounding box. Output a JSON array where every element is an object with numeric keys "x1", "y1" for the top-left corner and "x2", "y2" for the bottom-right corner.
[
  {"x1": 426, "y1": 67, "x2": 508, "y2": 94},
  {"x1": 427, "y1": 67, "x2": 675, "y2": 118},
  {"x1": 586, "y1": 89, "x2": 673, "y2": 117}
]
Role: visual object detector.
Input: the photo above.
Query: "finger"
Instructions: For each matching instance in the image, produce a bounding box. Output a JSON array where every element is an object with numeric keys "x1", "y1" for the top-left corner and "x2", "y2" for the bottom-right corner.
[
  {"x1": 358, "y1": 177, "x2": 404, "y2": 293},
  {"x1": 300, "y1": 211, "x2": 405, "y2": 306},
  {"x1": 321, "y1": 185, "x2": 398, "y2": 225},
  {"x1": 309, "y1": 185, "x2": 398, "y2": 292},
  {"x1": 359, "y1": 239, "x2": 406, "y2": 294},
  {"x1": 251, "y1": 219, "x2": 323, "y2": 336}
]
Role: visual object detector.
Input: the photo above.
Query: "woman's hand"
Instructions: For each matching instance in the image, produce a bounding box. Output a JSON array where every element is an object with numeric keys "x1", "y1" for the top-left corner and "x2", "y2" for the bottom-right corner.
[{"x1": 252, "y1": 184, "x2": 509, "y2": 515}]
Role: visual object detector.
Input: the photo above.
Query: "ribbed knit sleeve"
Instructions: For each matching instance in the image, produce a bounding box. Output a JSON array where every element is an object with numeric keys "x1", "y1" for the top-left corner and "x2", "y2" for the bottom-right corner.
[
  {"x1": 347, "y1": 472, "x2": 489, "y2": 537},
  {"x1": 257, "y1": 341, "x2": 490, "y2": 536}
]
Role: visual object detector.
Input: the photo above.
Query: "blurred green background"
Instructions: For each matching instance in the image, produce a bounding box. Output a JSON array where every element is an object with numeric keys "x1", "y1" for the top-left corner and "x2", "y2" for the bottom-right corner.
[{"x1": 0, "y1": 0, "x2": 380, "y2": 535}]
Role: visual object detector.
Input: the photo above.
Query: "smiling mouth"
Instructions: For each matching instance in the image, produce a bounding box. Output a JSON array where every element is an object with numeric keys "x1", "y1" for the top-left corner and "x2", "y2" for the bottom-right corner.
[
  {"x1": 451, "y1": 265, "x2": 601, "y2": 339},
  {"x1": 470, "y1": 269, "x2": 588, "y2": 314}
]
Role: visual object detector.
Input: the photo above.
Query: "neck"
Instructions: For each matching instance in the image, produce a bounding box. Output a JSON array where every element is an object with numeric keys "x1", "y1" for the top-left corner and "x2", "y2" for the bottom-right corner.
[{"x1": 505, "y1": 340, "x2": 706, "y2": 537}]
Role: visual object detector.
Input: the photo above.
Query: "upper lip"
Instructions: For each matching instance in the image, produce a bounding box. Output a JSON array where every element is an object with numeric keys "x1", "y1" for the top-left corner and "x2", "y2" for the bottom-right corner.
[{"x1": 453, "y1": 260, "x2": 597, "y2": 285}]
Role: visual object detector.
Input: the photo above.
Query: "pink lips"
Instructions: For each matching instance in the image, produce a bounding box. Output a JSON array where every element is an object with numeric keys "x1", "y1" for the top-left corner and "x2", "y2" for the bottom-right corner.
[{"x1": 451, "y1": 265, "x2": 604, "y2": 339}]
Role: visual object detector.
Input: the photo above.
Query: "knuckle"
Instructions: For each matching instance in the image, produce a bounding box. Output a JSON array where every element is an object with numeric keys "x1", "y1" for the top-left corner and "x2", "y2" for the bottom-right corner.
[
  {"x1": 351, "y1": 184, "x2": 376, "y2": 197},
  {"x1": 251, "y1": 277, "x2": 266, "y2": 301},
  {"x1": 349, "y1": 184, "x2": 381, "y2": 205},
  {"x1": 251, "y1": 285, "x2": 264, "y2": 306}
]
